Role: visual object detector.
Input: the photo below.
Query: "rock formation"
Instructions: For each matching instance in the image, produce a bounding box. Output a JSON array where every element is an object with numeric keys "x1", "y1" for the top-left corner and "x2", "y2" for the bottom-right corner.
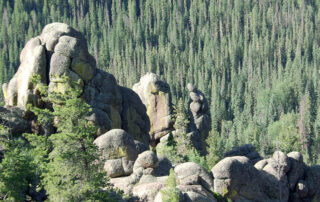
[
  {"x1": 212, "y1": 149, "x2": 320, "y2": 202},
  {"x1": 2, "y1": 23, "x2": 150, "y2": 144},
  {"x1": 133, "y1": 73, "x2": 173, "y2": 145},
  {"x1": 187, "y1": 83, "x2": 211, "y2": 154},
  {"x1": 2, "y1": 23, "x2": 320, "y2": 202},
  {"x1": 106, "y1": 142, "x2": 320, "y2": 202},
  {"x1": 224, "y1": 144, "x2": 262, "y2": 164},
  {"x1": 93, "y1": 129, "x2": 138, "y2": 178}
]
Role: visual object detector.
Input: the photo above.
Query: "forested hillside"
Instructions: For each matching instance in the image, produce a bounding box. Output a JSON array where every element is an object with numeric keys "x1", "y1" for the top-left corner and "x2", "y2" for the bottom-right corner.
[{"x1": 0, "y1": 0, "x2": 320, "y2": 163}]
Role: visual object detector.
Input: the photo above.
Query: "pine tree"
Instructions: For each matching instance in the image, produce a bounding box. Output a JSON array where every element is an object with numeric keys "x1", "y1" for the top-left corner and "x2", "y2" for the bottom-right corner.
[
  {"x1": 42, "y1": 90, "x2": 117, "y2": 201},
  {"x1": 160, "y1": 168, "x2": 180, "y2": 202}
]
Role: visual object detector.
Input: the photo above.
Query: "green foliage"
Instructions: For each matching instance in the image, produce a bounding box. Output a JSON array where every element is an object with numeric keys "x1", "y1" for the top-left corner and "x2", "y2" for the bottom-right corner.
[
  {"x1": 167, "y1": 132, "x2": 177, "y2": 147},
  {"x1": 0, "y1": 138, "x2": 36, "y2": 202},
  {"x1": 161, "y1": 168, "x2": 180, "y2": 202},
  {"x1": 206, "y1": 131, "x2": 226, "y2": 169},
  {"x1": 157, "y1": 134, "x2": 183, "y2": 164},
  {"x1": 1, "y1": 0, "x2": 320, "y2": 170},
  {"x1": 40, "y1": 91, "x2": 116, "y2": 201},
  {"x1": 24, "y1": 77, "x2": 119, "y2": 201},
  {"x1": 267, "y1": 113, "x2": 301, "y2": 155},
  {"x1": 173, "y1": 98, "x2": 189, "y2": 133},
  {"x1": 186, "y1": 148, "x2": 209, "y2": 170}
]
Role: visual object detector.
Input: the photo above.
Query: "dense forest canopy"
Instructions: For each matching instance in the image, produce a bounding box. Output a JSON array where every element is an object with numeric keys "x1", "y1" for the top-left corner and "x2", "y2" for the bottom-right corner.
[{"x1": 0, "y1": 0, "x2": 320, "y2": 163}]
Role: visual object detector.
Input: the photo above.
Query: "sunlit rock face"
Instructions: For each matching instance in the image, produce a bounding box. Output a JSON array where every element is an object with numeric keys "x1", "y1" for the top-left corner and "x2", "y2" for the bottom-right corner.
[
  {"x1": 133, "y1": 72, "x2": 173, "y2": 145},
  {"x1": 2, "y1": 23, "x2": 150, "y2": 144}
]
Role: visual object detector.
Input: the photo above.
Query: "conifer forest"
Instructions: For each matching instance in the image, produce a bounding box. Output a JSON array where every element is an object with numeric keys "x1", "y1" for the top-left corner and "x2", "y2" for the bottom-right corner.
[{"x1": 1, "y1": 0, "x2": 320, "y2": 201}]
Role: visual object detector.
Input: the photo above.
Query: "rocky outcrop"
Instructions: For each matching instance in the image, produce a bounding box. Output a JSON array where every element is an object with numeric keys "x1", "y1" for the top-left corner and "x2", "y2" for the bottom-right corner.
[
  {"x1": 225, "y1": 144, "x2": 262, "y2": 164},
  {"x1": 133, "y1": 73, "x2": 173, "y2": 145},
  {"x1": 187, "y1": 83, "x2": 210, "y2": 154},
  {"x1": 2, "y1": 23, "x2": 150, "y2": 144},
  {"x1": 93, "y1": 129, "x2": 138, "y2": 178},
  {"x1": 107, "y1": 142, "x2": 320, "y2": 202},
  {"x1": 212, "y1": 150, "x2": 320, "y2": 202},
  {"x1": 130, "y1": 151, "x2": 159, "y2": 185},
  {"x1": 0, "y1": 106, "x2": 31, "y2": 135},
  {"x1": 174, "y1": 162, "x2": 213, "y2": 193},
  {"x1": 305, "y1": 165, "x2": 320, "y2": 201},
  {"x1": 111, "y1": 152, "x2": 217, "y2": 202}
]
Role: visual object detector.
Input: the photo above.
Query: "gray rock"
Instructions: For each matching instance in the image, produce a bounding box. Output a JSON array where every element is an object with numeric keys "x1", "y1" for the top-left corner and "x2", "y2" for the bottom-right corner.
[
  {"x1": 134, "y1": 140, "x2": 149, "y2": 154},
  {"x1": 94, "y1": 129, "x2": 138, "y2": 178},
  {"x1": 4, "y1": 41, "x2": 46, "y2": 109},
  {"x1": 133, "y1": 151, "x2": 159, "y2": 171},
  {"x1": 187, "y1": 84, "x2": 210, "y2": 154},
  {"x1": 184, "y1": 191, "x2": 216, "y2": 202},
  {"x1": 263, "y1": 151, "x2": 291, "y2": 181},
  {"x1": 133, "y1": 73, "x2": 173, "y2": 145},
  {"x1": 305, "y1": 165, "x2": 320, "y2": 198},
  {"x1": 154, "y1": 157, "x2": 173, "y2": 176},
  {"x1": 212, "y1": 155, "x2": 287, "y2": 201},
  {"x1": 132, "y1": 182, "x2": 166, "y2": 201},
  {"x1": 49, "y1": 53, "x2": 71, "y2": 78},
  {"x1": 287, "y1": 152, "x2": 305, "y2": 190},
  {"x1": 178, "y1": 185, "x2": 217, "y2": 202},
  {"x1": 54, "y1": 36, "x2": 81, "y2": 58},
  {"x1": 104, "y1": 159, "x2": 125, "y2": 178},
  {"x1": 175, "y1": 162, "x2": 213, "y2": 192},
  {"x1": 40, "y1": 22, "x2": 82, "y2": 51},
  {"x1": 87, "y1": 108, "x2": 112, "y2": 136},
  {"x1": 0, "y1": 106, "x2": 30, "y2": 135},
  {"x1": 3, "y1": 23, "x2": 151, "y2": 147},
  {"x1": 254, "y1": 159, "x2": 268, "y2": 170},
  {"x1": 120, "y1": 86, "x2": 150, "y2": 145},
  {"x1": 296, "y1": 180, "x2": 308, "y2": 198}
]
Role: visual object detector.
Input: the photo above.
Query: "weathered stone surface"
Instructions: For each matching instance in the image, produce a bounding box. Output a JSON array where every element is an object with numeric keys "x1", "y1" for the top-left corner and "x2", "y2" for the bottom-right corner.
[
  {"x1": 94, "y1": 129, "x2": 138, "y2": 177},
  {"x1": 287, "y1": 152, "x2": 305, "y2": 191},
  {"x1": 254, "y1": 159, "x2": 268, "y2": 170},
  {"x1": 104, "y1": 159, "x2": 125, "y2": 178},
  {"x1": 154, "y1": 157, "x2": 173, "y2": 176},
  {"x1": 3, "y1": 23, "x2": 151, "y2": 145},
  {"x1": 175, "y1": 162, "x2": 213, "y2": 192},
  {"x1": 4, "y1": 40, "x2": 46, "y2": 109},
  {"x1": 134, "y1": 140, "x2": 149, "y2": 154},
  {"x1": 49, "y1": 53, "x2": 71, "y2": 77},
  {"x1": 225, "y1": 144, "x2": 262, "y2": 164},
  {"x1": 133, "y1": 151, "x2": 159, "y2": 170},
  {"x1": 108, "y1": 146, "x2": 319, "y2": 202},
  {"x1": 212, "y1": 155, "x2": 288, "y2": 201},
  {"x1": 133, "y1": 73, "x2": 173, "y2": 145},
  {"x1": 0, "y1": 106, "x2": 30, "y2": 135},
  {"x1": 187, "y1": 83, "x2": 210, "y2": 154},
  {"x1": 305, "y1": 165, "x2": 320, "y2": 199},
  {"x1": 40, "y1": 22, "x2": 82, "y2": 51},
  {"x1": 110, "y1": 176, "x2": 133, "y2": 195},
  {"x1": 87, "y1": 108, "x2": 112, "y2": 136},
  {"x1": 296, "y1": 180, "x2": 308, "y2": 198},
  {"x1": 132, "y1": 182, "x2": 166, "y2": 201},
  {"x1": 263, "y1": 151, "x2": 291, "y2": 181},
  {"x1": 179, "y1": 185, "x2": 217, "y2": 202},
  {"x1": 119, "y1": 87, "x2": 150, "y2": 145}
]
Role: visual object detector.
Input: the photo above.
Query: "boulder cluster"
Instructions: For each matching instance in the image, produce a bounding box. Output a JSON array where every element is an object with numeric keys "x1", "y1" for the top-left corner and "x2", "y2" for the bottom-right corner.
[
  {"x1": 1, "y1": 23, "x2": 320, "y2": 202},
  {"x1": 104, "y1": 138, "x2": 319, "y2": 202},
  {"x1": 213, "y1": 150, "x2": 320, "y2": 202}
]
